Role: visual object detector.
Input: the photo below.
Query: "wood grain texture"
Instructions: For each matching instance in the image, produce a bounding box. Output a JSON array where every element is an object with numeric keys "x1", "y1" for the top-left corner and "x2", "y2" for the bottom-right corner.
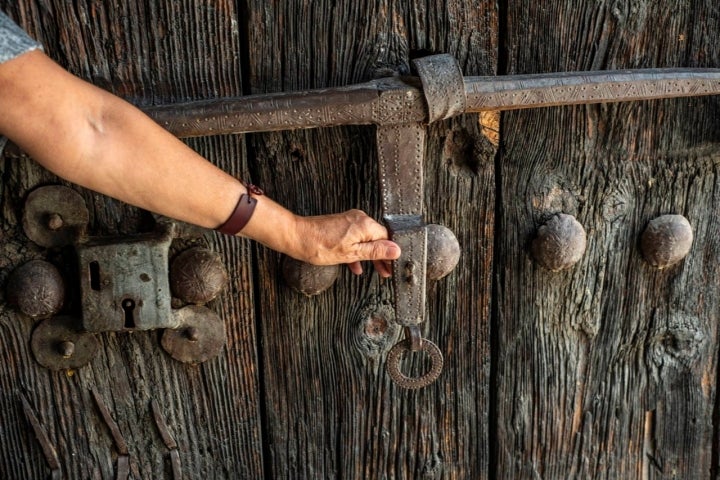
[
  {"x1": 0, "y1": 2, "x2": 263, "y2": 479},
  {"x1": 496, "y1": 1, "x2": 720, "y2": 478},
  {"x1": 245, "y1": 1, "x2": 497, "y2": 478}
]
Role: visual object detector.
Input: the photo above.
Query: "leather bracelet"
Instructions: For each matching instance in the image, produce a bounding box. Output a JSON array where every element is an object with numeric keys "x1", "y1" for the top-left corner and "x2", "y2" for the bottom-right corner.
[{"x1": 216, "y1": 183, "x2": 264, "y2": 235}]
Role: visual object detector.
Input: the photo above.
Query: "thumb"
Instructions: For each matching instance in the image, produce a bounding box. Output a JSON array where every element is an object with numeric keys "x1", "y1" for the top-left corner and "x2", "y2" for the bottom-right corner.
[{"x1": 353, "y1": 240, "x2": 401, "y2": 262}]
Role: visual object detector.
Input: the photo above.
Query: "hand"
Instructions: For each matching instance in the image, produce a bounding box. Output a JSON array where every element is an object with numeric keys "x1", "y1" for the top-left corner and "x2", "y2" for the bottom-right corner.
[{"x1": 290, "y1": 209, "x2": 401, "y2": 277}]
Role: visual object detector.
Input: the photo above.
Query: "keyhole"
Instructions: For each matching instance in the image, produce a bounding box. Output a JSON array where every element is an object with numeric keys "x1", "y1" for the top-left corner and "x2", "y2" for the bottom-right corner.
[
  {"x1": 89, "y1": 261, "x2": 101, "y2": 291},
  {"x1": 122, "y1": 299, "x2": 136, "y2": 329}
]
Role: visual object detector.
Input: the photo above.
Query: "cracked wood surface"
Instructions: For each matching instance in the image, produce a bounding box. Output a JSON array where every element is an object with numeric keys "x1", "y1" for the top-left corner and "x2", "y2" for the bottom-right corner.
[{"x1": 495, "y1": 2, "x2": 720, "y2": 478}]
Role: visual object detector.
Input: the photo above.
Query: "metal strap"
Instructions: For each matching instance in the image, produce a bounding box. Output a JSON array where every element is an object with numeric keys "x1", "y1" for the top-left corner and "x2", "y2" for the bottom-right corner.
[
  {"x1": 376, "y1": 123, "x2": 427, "y2": 328},
  {"x1": 412, "y1": 54, "x2": 467, "y2": 122}
]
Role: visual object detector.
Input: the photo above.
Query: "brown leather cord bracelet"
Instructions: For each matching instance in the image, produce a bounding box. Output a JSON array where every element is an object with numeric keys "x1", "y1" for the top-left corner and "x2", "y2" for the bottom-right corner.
[{"x1": 216, "y1": 183, "x2": 264, "y2": 235}]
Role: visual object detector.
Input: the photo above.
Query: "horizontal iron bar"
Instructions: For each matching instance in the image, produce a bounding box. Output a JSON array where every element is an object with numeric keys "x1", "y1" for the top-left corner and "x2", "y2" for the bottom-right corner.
[
  {"x1": 464, "y1": 68, "x2": 720, "y2": 111},
  {"x1": 144, "y1": 69, "x2": 720, "y2": 138}
]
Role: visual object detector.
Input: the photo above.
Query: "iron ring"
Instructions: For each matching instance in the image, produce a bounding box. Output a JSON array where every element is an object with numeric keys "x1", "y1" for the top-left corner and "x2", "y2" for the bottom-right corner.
[{"x1": 386, "y1": 338, "x2": 444, "y2": 389}]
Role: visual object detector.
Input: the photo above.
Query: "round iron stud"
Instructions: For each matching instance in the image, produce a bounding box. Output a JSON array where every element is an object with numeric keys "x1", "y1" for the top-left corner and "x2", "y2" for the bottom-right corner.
[
  {"x1": 281, "y1": 256, "x2": 339, "y2": 296},
  {"x1": 641, "y1": 214, "x2": 693, "y2": 269},
  {"x1": 426, "y1": 224, "x2": 461, "y2": 280},
  {"x1": 6, "y1": 259, "x2": 65, "y2": 319},
  {"x1": 531, "y1": 213, "x2": 587, "y2": 271},
  {"x1": 170, "y1": 247, "x2": 228, "y2": 304}
]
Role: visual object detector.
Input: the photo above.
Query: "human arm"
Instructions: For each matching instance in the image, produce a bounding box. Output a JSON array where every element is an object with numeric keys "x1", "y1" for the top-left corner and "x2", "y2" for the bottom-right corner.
[{"x1": 0, "y1": 50, "x2": 400, "y2": 275}]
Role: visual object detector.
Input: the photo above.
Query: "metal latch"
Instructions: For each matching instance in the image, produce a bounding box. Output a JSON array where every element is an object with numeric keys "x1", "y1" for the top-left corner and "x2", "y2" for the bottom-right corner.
[
  {"x1": 374, "y1": 55, "x2": 467, "y2": 389},
  {"x1": 9, "y1": 185, "x2": 228, "y2": 370}
]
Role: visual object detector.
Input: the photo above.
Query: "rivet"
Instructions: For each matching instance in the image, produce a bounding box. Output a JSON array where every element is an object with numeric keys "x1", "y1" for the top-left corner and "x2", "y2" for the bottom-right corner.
[
  {"x1": 47, "y1": 213, "x2": 64, "y2": 231},
  {"x1": 58, "y1": 341, "x2": 75, "y2": 358},
  {"x1": 641, "y1": 214, "x2": 693, "y2": 269},
  {"x1": 531, "y1": 214, "x2": 587, "y2": 271}
]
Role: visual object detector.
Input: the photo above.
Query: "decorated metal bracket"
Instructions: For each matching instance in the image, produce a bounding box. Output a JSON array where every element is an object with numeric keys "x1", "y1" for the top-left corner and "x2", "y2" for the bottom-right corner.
[{"x1": 9, "y1": 185, "x2": 228, "y2": 370}]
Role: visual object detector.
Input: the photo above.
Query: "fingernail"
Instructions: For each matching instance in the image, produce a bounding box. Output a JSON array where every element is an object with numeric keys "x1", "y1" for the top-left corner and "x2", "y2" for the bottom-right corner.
[{"x1": 387, "y1": 245, "x2": 401, "y2": 258}]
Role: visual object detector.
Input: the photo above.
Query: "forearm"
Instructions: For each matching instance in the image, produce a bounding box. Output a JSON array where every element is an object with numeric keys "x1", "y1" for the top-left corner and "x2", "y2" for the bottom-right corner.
[{"x1": 0, "y1": 50, "x2": 298, "y2": 251}]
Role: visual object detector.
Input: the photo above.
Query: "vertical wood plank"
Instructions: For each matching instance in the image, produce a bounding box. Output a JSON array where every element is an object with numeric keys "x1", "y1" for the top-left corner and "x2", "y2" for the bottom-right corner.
[
  {"x1": 0, "y1": 2, "x2": 264, "y2": 479},
  {"x1": 497, "y1": 2, "x2": 720, "y2": 478},
  {"x1": 246, "y1": 1, "x2": 497, "y2": 478}
]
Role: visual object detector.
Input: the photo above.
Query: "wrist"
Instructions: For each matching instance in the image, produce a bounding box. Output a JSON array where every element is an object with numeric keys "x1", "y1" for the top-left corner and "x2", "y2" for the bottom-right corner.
[
  {"x1": 215, "y1": 182, "x2": 264, "y2": 235},
  {"x1": 239, "y1": 194, "x2": 301, "y2": 256}
]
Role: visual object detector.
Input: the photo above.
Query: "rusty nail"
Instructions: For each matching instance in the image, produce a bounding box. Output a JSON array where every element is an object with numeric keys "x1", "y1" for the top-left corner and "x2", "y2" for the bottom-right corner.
[
  {"x1": 58, "y1": 341, "x2": 75, "y2": 358},
  {"x1": 170, "y1": 449, "x2": 183, "y2": 480},
  {"x1": 116, "y1": 455, "x2": 130, "y2": 480},
  {"x1": 18, "y1": 392, "x2": 61, "y2": 471},
  {"x1": 150, "y1": 399, "x2": 178, "y2": 449},
  {"x1": 47, "y1": 213, "x2": 64, "y2": 231},
  {"x1": 91, "y1": 389, "x2": 129, "y2": 455}
]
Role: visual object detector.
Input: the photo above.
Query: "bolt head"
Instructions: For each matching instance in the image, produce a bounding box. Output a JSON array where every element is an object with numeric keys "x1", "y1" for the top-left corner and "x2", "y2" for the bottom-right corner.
[
  {"x1": 22, "y1": 185, "x2": 89, "y2": 248},
  {"x1": 186, "y1": 326, "x2": 200, "y2": 341},
  {"x1": 58, "y1": 341, "x2": 75, "y2": 358},
  {"x1": 531, "y1": 214, "x2": 587, "y2": 272},
  {"x1": 162, "y1": 306, "x2": 226, "y2": 364},
  {"x1": 47, "y1": 213, "x2": 64, "y2": 231}
]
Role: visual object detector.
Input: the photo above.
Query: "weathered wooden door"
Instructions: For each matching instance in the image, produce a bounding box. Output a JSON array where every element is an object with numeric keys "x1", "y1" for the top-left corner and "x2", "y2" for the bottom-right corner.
[{"x1": 1, "y1": 1, "x2": 719, "y2": 479}]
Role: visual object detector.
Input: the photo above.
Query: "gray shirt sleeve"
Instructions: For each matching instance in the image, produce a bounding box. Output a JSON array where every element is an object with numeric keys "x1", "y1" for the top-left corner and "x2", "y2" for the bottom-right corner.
[{"x1": 0, "y1": 11, "x2": 42, "y2": 64}]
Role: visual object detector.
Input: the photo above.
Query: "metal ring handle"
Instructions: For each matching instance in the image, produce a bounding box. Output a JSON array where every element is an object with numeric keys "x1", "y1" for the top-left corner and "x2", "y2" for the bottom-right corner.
[{"x1": 386, "y1": 338, "x2": 444, "y2": 389}]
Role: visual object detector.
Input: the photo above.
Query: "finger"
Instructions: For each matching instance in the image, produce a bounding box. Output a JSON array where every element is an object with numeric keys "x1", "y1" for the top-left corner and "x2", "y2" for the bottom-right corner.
[
  {"x1": 353, "y1": 240, "x2": 401, "y2": 263},
  {"x1": 348, "y1": 261, "x2": 363, "y2": 275},
  {"x1": 373, "y1": 259, "x2": 393, "y2": 278},
  {"x1": 360, "y1": 218, "x2": 393, "y2": 242}
]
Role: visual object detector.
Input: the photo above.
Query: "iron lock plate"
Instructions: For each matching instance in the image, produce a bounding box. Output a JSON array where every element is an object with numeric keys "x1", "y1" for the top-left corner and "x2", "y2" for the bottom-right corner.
[{"x1": 77, "y1": 222, "x2": 178, "y2": 332}]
